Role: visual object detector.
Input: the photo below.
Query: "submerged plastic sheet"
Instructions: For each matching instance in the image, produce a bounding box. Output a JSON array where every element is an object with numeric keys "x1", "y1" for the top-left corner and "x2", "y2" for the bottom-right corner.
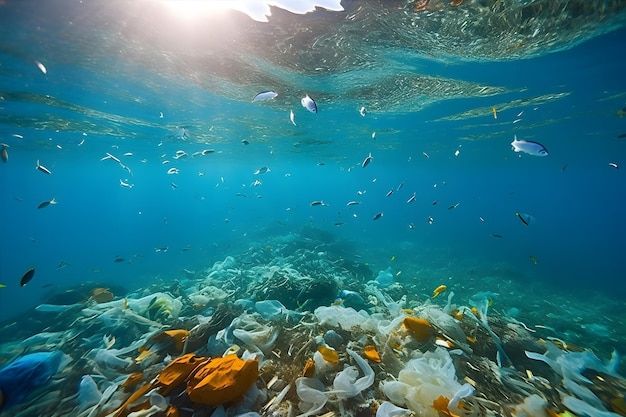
[{"x1": 0, "y1": 351, "x2": 68, "y2": 409}]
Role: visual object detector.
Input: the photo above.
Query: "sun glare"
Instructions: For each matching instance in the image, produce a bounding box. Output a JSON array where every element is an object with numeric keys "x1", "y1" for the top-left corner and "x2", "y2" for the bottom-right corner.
[{"x1": 161, "y1": 0, "x2": 236, "y2": 19}]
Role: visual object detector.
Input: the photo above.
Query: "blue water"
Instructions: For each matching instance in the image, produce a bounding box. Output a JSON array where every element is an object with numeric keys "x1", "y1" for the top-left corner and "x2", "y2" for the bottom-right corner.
[{"x1": 1, "y1": 0, "x2": 626, "y2": 324}]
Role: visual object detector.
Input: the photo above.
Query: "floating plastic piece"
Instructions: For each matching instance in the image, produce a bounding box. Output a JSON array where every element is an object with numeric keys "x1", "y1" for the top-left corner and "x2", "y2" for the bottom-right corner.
[
  {"x1": 364, "y1": 345, "x2": 381, "y2": 363},
  {"x1": 432, "y1": 285, "x2": 447, "y2": 298},
  {"x1": 163, "y1": 330, "x2": 189, "y2": 351},
  {"x1": 403, "y1": 317, "x2": 434, "y2": 342},
  {"x1": 122, "y1": 372, "x2": 144, "y2": 390}
]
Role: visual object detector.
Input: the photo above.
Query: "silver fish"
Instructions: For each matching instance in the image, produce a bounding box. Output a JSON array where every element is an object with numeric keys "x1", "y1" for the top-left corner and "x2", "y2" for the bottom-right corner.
[
  {"x1": 346, "y1": 201, "x2": 360, "y2": 206},
  {"x1": 362, "y1": 153, "x2": 372, "y2": 168},
  {"x1": 37, "y1": 198, "x2": 57, "y2": 209},
  {"x1": 167, "y1": 167, "x2": 179, "y2": 175},
  {"x1": 372, "y1": 212, "x2": 383, "y2": 220},
  {"x1": 511, "y1": 135, "x2": 548, "y2": 156},
  {"x1": 407, "y1": 193, "x2": 416, "y2": 204},
  {"x1": 310, "y1": 200, "x2": 328, "y2": 206},
  {"x1": 301, "y1": 95, "x2": 317, "y2": 113},
  {"x1": 36, "y1": 160, "x2": 52, "y2": 174},
  {"x1": 1, "y1": 143, "x2": 8, "y2": 163},
  {"x1": 253, "y1": 91, "x2": 278, "y2": 102},
  {"x1": 254, "y1": 166, "x2": 270, "y2": 175}
]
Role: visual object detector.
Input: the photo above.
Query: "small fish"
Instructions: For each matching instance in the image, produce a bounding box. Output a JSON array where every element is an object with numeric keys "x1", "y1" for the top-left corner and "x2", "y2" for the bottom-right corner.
[
  {"x1": 0, "y1": 283, "x2": 6, "y2": 288},
  {"x1": 242, "y1": 139, "x2": 250, "y2": 145},
  {"x1": 20, "y1": 267, "x2": 35, "y2": 286},
  {"x1": 386, "y1": 189, "x2": 393, "y2": 197},
  {"x1": 167, "y1": 167, "x2": 179, "y2": 175},
  {"x1": 448, "y1": 203, "x2": 460, "y2": 210},
  {"x1": 301, "y1": 95, "x2": 317, "y2": 113},
  {"x1": 346, "y1": 201, "x2": 360, "y2": 206},
  {"x1": 454, "y1": 149, "x2": 460, "y2": 157},
  {"x1": 113, "y1": 256, "x2": 125, "y2": 263},
  {"x1": 35, "y1": 160, "x2": 52, "y2": 174},
  {"x1": 310, "y1": 200, "x2": 328, "y2": 206},
  {"x1": 372, "y1": 212, "x2": 383, "y2": 220},
  {"x1": 155, "y1": 247, "x2": 168, "y2": 252},
  {"x1": 254, "y1": 166, "x2": 270, "y2": 175},
  {"x1": 617, "y1": 133, "x2": 626, "y2": 139},
  {"x1": 561, "y1": 163, "x2": 568, "y2": 172},
  {"x1": 515, "y1": 212, "x2": 531, "y2": 226},
  {"x1": 252, "y1": 91, "x2": 278, "y2": 102},
  {"x1": 359, "y1": 106, "x2": 366, "y2": 117},
  {"x1": 1, "y1": 143, "x2": 8, "y2": 162},
  {"x1": 432, "y1": 200, "x2": 438, "y2": 205},
  {"x1": 422, "y1": 152, "x2": 429, "y2": 159},
  {"x1": 120, "y1": 179, "x2": 133, "y2": 188},
  {"x1": 290, "y1": 110, "x2": 296, "y2": 126},
  {"x1": 529, "y1": 255, "x2": 538, "y2": 264},
  {"x1": 171, "y1": 183, "x2": 178, "y2": 189},
  {"x1": 35, "y1": 60, "x2": 47, "y2": 74},
  {"x1": 371, "y1": 132, "x2": 376, "y2": 140},
  {"x1": 334, "y1": 222, "x2": 344, "y2": 227},
  {"x1": 200, "y1": 149, "x2": 215, "y2": 155},
  {"x1": 56, "y1": 261, "x2": 69, "y2": 270},
  {"x1": 408, "y1": 223, "x2": 415, "y2": 229},
  {"x1": 397, "y1": 181, "x2": 405, "y2": 191},
  {"x1": 124, "y1": 152, "x2": 133, "y2": 157},
  {"x1": 252, "y1": 179, "x2": 262, "y2": 187},
  {"x1": 37, "y1": 198, "x2": 57, "y2": 209},
  {"x1": 492, "y1": 107, "x2": 497, "y2": 119},
  {"x1": 427, "y1": 216, "x2": 434, "y2": 224},
  {"x1": 102, "y1": 152, "x2": 121, "y2": 163},
  {"x1": 490, "y1": 234, "x2": 503, "y2": 238},
  {"x1": 511, "y1": 135, "x2": 548, "y2": 156},
  {"x1": 407, "y1": 193, "x2": 416, "y2": 204},
  {"x1": 432, "y1": 284, "x2": 447, "y2": 298},
  {"x1": 361, "y1": 153, "x2": 373, "y2": 168},
  {"x1": 609, "y1": 162, "x2": 619, "y2": 169}
]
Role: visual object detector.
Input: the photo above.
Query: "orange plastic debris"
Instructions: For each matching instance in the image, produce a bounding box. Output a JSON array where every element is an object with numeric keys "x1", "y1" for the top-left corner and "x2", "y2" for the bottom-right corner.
[
  {"x1": 157, "y1": 353, "x2": 209, "y2": 396},
  {"x1": 121, "y1": 372, "x2": 144, "y2": 390},
  {"x1": 186, "y1": 354, "x2": 258, "y2": 405},
  {"x1": 317, "y1": 345, "x2": 339, "y2": 364},
  {"x1": 403, "y1": 316, "x2": 434, "y2": 342},
  {"x1": 302, "y1": 358, "x2": 315, "y2": 378},
  {"x1": 433, "y1": 395, "x2": 460, "y2": 417},
  {"x1": 135, "y1": 349, "x2": 156, "y2": 364},
  {"x1": 164, "y1": 329, "x2": 189, "y2": 351},
  {"x1": 112, "y1": 382, "x2": 154, "y2": 417},
  {"x1": 166, "y1": 405, "x2": 180, "y2": 417},
  {"x1": 363, "y1": 345, "x2": 381, "y2": 363}
]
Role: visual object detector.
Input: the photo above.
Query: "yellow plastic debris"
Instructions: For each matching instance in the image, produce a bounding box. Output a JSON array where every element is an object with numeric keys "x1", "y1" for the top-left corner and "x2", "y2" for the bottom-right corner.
[
  {"x1": 163, "y1": 329, "x2": 189, "y2": 351},
  {"x1": 317, "y1": 345, "x2": 339, "y2": 364},
  {"x1": 157, "y1": 353, "x2": 210, "y2": 396}
]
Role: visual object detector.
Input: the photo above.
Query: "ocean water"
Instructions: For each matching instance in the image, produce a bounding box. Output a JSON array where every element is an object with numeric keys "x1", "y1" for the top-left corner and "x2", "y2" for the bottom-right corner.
[{"x1": 1, "y1": 1, "x2": 626, "y2": 416}]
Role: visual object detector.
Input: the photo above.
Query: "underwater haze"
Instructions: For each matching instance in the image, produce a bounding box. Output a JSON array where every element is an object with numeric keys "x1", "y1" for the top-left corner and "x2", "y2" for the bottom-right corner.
[{"x1": 1, "y1": 0, "x2": 626, "y2": 415}]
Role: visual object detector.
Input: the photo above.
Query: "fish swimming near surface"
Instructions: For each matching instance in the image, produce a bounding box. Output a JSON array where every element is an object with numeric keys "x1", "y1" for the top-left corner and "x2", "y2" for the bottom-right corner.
[
  {"x1": 36, "y1": 159, "x2": 52, "y2": 174},
  {"x1": 113, "y1": 256, "x2": 125, "y2": 263},
  {"x1": 515, "y1": 212, "x2": 534, "y2": 226},
  {"x1": 362, "y1": 153, "x2": 373, "y2": 168},
  {"x1": 20, "y1": 267, "x2": 35, "y2": 287},
  {"x1": 252, "y1": 91, "x2": 278, "y2": 102},
  {"x1": 511, "y1": 135, "x2": 548, "y2": 156},
  {"x1": 37, "y1": 198, "x2": 57, "y2": 209},
  {"x1": 372, "y1": 212, "x2": 383, "y2": 220},
  {"x1": 254, "y1": 166, "x2": 270, "y2": 175},
  {"x1": 310, "y1": 201, "x2": 328, "y2": 206},
  {"x1": 290, "y1": 110, "x2": 296, "y2": 126},
  {"x1": 346, "y1": 201, "x2": 360, "y2": 206},
  {"x1": 407, "y1": 193, "x2": 416, "y2": 204},
  {"x1": 301, "y1": 95, "x2": 317, "y2": 113},
  {"x1": 1, "y1": 143, "x2": 8, "y2": 162}
]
